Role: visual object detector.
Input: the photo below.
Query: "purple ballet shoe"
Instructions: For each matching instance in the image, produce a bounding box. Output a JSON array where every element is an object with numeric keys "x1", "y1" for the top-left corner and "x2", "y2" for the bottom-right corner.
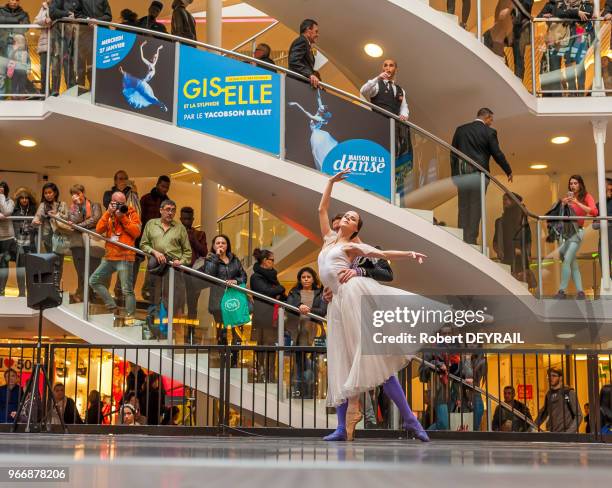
[{"x1": 323, "y1": 428, "x2": 348, "y2": 441}]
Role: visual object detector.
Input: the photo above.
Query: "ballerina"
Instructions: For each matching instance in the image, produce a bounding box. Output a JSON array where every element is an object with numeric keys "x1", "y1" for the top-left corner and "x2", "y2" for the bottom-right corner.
[
  {"x1": 288, "y1": 89, "x2": 337, "y2": 171},
  {"x1": 119, "y1": 41, "x2": 168, "y2": 112},
  {"x1": 316, "y1": 168, "x2": 430, "y2": 442}
]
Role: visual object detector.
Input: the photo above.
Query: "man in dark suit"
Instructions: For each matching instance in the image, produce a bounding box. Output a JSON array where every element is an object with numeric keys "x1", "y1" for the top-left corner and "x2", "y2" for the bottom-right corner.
[
  {"x1": 451, "y1": 108, "x2": 513, "y2": 245},
  {"x1": 288, "y1": 18, "x2": 319, "y2": 87}
]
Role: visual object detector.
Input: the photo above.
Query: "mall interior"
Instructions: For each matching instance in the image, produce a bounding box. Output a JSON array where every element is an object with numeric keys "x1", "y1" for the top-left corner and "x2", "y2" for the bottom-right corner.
[{"x1": 0, "y1": 0, "x2": 612, "y2": 484}]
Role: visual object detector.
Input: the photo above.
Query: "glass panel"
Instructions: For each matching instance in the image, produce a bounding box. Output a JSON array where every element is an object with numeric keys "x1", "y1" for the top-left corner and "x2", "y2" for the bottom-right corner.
[
  {"x1": 396, "y1": 124, "x2": 486, "y2": 250},
  {"x1": 535, "y1": 217, "x2": 600, "y2": 299},
  {"x1": 534, "y1": 19, "x2": 599, "y2": 96},
  {"x1": 48, "y1": 22, "x2": 94, "y2": 99},
  {"x1": 252, "y1": 204, "x2": 293, "y2": 249},
  {"x1": 217, "y1": 202, "x2": 250, "y2": 267},
  {"x1": 0, "y1": 25, "x2": 45, "y2": 99}
]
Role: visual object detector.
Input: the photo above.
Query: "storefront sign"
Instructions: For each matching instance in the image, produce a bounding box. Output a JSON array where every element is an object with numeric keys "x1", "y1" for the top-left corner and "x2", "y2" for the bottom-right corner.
[{"x1": 517, "y1": 384, "x2": 533, "y2": 400}]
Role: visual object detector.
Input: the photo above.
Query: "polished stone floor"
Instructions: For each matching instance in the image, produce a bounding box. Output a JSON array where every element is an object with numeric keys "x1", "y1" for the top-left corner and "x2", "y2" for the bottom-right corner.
[{"x1": 0, "y1": 434, "x2": 610, "y2": 487}]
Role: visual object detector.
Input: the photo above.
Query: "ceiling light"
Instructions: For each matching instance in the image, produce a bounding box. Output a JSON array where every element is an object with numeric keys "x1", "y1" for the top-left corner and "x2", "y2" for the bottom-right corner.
[
  {"x1": 182, "y1": 162, "x2": 199, "y2": 173},
  {"x1": 18, "y1": 139, "x2": 36, "y2": 147},
  {"x1": 556, "y1": 333, "x2": 576, "y2": 339},
  {"x1": 551, "y1": 136, "x2": 570, "y2": 145},
  {"x1": 530, "y1": 163, "x2": 548, "y2": 170},
  {"x1": 364, "y1": 43, "x2": 383, "y2": 58}
]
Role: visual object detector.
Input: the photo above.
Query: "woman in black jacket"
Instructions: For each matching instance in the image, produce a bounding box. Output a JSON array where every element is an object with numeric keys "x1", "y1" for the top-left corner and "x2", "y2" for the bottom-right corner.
[
  {"x1": 250, "y1": 248, "x2": 285, "y2": 382},
  {"x1": 286, "y1": 267, "x2": 327, "y2": 398},
  {"x1": 203, "y1": 234, "x2": 247, "y2": 348}
]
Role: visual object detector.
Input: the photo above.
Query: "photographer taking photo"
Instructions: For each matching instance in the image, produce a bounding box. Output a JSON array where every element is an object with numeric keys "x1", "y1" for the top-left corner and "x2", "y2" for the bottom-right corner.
[{"x1": 89, "y1": 191, "x2": 142, "y2": 320}]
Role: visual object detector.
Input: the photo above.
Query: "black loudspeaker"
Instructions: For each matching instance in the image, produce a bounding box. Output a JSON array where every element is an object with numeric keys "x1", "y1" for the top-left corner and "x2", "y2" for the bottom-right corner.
[{"x1": 26, "y1": 253, "x2": 62, "y2": 310}]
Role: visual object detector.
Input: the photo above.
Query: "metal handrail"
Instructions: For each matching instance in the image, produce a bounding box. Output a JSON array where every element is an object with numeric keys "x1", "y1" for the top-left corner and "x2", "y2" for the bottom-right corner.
[
  {"x1": 230, "y1": 20, "x2": 280, "y2": 52},
  {"x1": 52, "y1": 18, "x2": 533, "y2": 222},
  {"x1": 216, "y1": 199, "x2": 249, "y2": 223},
  {"x1": 49, "y1": 214, "x2": 325, "y2": 322}
]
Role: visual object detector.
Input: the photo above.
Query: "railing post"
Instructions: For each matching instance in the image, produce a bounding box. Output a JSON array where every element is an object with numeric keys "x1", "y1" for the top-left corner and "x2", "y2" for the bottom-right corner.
[
  {"x1": 172, "y1": 41, "x2": 180, "y2": 125},
  {"x1": 592, "y1": 2, "x2": 605, "y2": 95},
  {"x1": 279, "y1": 74, "x2": 286, "y2": 160},
  {"x1": 83, "y1": 233, "x2": 90, "y2": 321},
  {"x1": 37, "y1": 224, "x2": 42, "y2": 254},
  {"x1": 45, "y1": 26, "x2": 51, "y2": 98},
  {"x1": 247, "y1": 201, "x2": 254, "y2": 267},
  {"x1": 390, "y1": 118, "x2": 396, "y2": 205},
  {"x1": 91, "y1": 25, "x2": 98, "y2": 98},
  {"x1": 480, "y1": 172, "x2": 487, "y2": 255},
  {"x1": 477, "y1": 0, "x2": 482, "y2": 42},
  {"x1": 586, "y1": 353, "x2": 601, "y2": 438},
  {"x1": 537, "y1": 221, "x2": 543, "y2": 298},
  {"x1": 277, "y1": 307, "x2": 285, "y2": 402},
  {"x1": 168, "y1": 266, "x2": 175, "y2": 345},
  {"x1": 530, "y1": 21, "x2": 537, "y2": 96}
]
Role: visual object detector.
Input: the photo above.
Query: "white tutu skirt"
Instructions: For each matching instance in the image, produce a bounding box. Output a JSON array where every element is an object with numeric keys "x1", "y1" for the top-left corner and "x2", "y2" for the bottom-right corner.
[{"x1": 325, "y1": 277, "x2": 415, "y2": 407}]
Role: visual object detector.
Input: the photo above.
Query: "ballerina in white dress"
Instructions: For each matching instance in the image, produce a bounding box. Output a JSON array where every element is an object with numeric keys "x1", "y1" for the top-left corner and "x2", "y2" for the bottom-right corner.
[{"x1": 317, "y1": 169, "x2": 429, "y2": 442}]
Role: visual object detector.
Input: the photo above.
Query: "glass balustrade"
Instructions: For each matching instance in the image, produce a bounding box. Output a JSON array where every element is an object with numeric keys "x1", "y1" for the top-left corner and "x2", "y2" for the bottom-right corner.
[
  {"x1": 1, "y1": 19, "x2": 611, "y2": 322},
  {"x1": 0, "y1": 24, "x2": 46, "y2": 99}
]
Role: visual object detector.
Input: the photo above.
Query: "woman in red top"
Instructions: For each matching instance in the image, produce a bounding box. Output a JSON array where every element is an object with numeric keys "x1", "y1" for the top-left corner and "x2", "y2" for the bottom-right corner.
[{"x1": 556, "y1": 175, "x2": 598, "y2": 299}]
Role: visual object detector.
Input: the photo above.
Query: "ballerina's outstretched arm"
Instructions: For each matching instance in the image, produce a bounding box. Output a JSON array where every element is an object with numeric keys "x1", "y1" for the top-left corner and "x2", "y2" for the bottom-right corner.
[
  {"x1": 140, "y1": 42, "x2": 154, "y2": 70},
  {"x1": 318, "y1": 169, "x2": 350, "y2": 239},
  {"x1": 288, "y1": 102, "x2": 319, "y2": 121},
  {"x1": 343, "y1": 243, "x2": 428, "y2": 264}
]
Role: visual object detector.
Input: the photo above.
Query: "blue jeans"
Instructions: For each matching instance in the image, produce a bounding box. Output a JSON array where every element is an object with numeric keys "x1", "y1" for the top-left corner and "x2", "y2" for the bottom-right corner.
[
  {"x1": 559, "y1": 229, "x2": 584, "y2": 292},
  {"x1": 428, "y1": 403, "x2": 450, "y2": 431},
  {"x1": 472, "y1": 393, "x2": 484, "y2": 431},
  {"x1": 89, "y1": 259, "x2": 135, "y2": 315}
]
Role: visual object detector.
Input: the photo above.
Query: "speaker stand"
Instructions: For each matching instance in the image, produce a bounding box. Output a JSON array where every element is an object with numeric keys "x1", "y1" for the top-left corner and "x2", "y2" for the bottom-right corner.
[{"x1": 12, "y1": 309, "x2": 67, "y2": 433}]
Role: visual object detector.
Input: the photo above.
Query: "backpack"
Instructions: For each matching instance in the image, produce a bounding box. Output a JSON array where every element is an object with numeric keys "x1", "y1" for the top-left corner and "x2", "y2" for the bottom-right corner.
[
  {"x1": 545, "y1": 201, "x2": 579, "y2": 244},
  {"x1": 543, "y1": 386, "x2": 577, "y2": 420}
]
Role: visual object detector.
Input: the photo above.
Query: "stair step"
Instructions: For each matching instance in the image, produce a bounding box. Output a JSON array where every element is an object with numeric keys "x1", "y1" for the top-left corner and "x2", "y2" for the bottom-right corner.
[
  {"x1": 440, "y1": 12, "x2": 459, "y2": 23},
  {"x1": 441, "y1": 226, "x2": 463, "y2": 240},
  {"x1": 404, "y1": 207, "x2": 434, "y2": 223}
]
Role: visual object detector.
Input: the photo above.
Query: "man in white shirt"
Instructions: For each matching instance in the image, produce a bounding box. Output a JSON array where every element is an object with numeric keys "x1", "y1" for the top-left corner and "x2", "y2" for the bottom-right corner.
[
  {"x1": 360, "y1": 59, "x2": 412, "y2": 197},
  {"x1": 360, "y1": 59, "x2": 409, "y2": 120}
]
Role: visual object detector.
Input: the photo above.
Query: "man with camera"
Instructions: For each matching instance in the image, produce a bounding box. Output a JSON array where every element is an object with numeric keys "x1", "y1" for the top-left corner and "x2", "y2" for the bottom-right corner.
[{"x1": 89, "y1": 191, "x2": 142, "y2": 320}]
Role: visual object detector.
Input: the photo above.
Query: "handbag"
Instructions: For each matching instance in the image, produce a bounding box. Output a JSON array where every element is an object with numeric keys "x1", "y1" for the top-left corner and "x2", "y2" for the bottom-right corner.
[
  {"x1": 52, "y1": 232, "x2": 71, "y2": 255},
  {"x1": 450, "y1": 407, "x2": 474, "y2": 431},
  {"x1": 84, "y1": 233, "x2": 106, "y2": 259},
  {"x1": 221, "y1": 284, "x2": 251, "y2": 328}
]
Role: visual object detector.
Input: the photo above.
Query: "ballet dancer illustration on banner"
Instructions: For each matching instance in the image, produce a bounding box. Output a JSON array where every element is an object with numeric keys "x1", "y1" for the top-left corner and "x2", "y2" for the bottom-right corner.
[
  {"x1": 119, "y1": 41, "x2": 168, "y2": 112},
  {"x1": 289, "y1": 89, "x2": 337, "y2": 171},
  {"x1": 315, "y1": 168, "x2": 430, "y2": 442}
]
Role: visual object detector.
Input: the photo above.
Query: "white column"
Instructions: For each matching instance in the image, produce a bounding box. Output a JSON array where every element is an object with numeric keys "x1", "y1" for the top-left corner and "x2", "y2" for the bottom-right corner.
[
  {"x1": 203, "y1": 0, "x2": 222, "y2": 242},
  {"x1": 593, "y1": 119, "x2": 610, "y2": 293},
  {"x1": 206, "y1": 0, "x2": 223, "y2": 46},
  {"x1": 549, "y1": 173, "x2": 560, "y2": 203}
]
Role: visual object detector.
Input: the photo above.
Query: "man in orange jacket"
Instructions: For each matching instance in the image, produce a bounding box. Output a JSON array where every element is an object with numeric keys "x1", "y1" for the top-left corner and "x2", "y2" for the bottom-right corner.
[{"x1": 89, "y1": 191, "x2": 142, "y2": 318}]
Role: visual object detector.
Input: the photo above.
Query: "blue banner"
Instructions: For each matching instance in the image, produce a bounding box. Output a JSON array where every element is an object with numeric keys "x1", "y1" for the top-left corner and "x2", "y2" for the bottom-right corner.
[
  {"x1": 322, "y1": 139, "x2": 391, "y2": 199},
  {"x1": 177, "y1": 45, "x2": 281, "y2": 155},
  {"x1": 285, "y1": 78, "x2": 391, "y2": 199},
  {"x1": 96, "y1": 27, "x2": 137, "y2": 68},
  {"x1": 95, "y1": 26, "x2": 175, "y2": 122}
]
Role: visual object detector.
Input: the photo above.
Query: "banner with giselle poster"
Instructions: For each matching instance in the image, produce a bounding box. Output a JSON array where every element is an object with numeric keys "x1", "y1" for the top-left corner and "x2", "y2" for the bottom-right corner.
[
  {"x1": 94, "y1": 26, "x2": 175, "y2": 122},
  {"x1": 285, "y1": 77, "x2": 392, "y2": 199},
  {"x1": 177, "y1": 44, "x2": 281, "y2": 155}
]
